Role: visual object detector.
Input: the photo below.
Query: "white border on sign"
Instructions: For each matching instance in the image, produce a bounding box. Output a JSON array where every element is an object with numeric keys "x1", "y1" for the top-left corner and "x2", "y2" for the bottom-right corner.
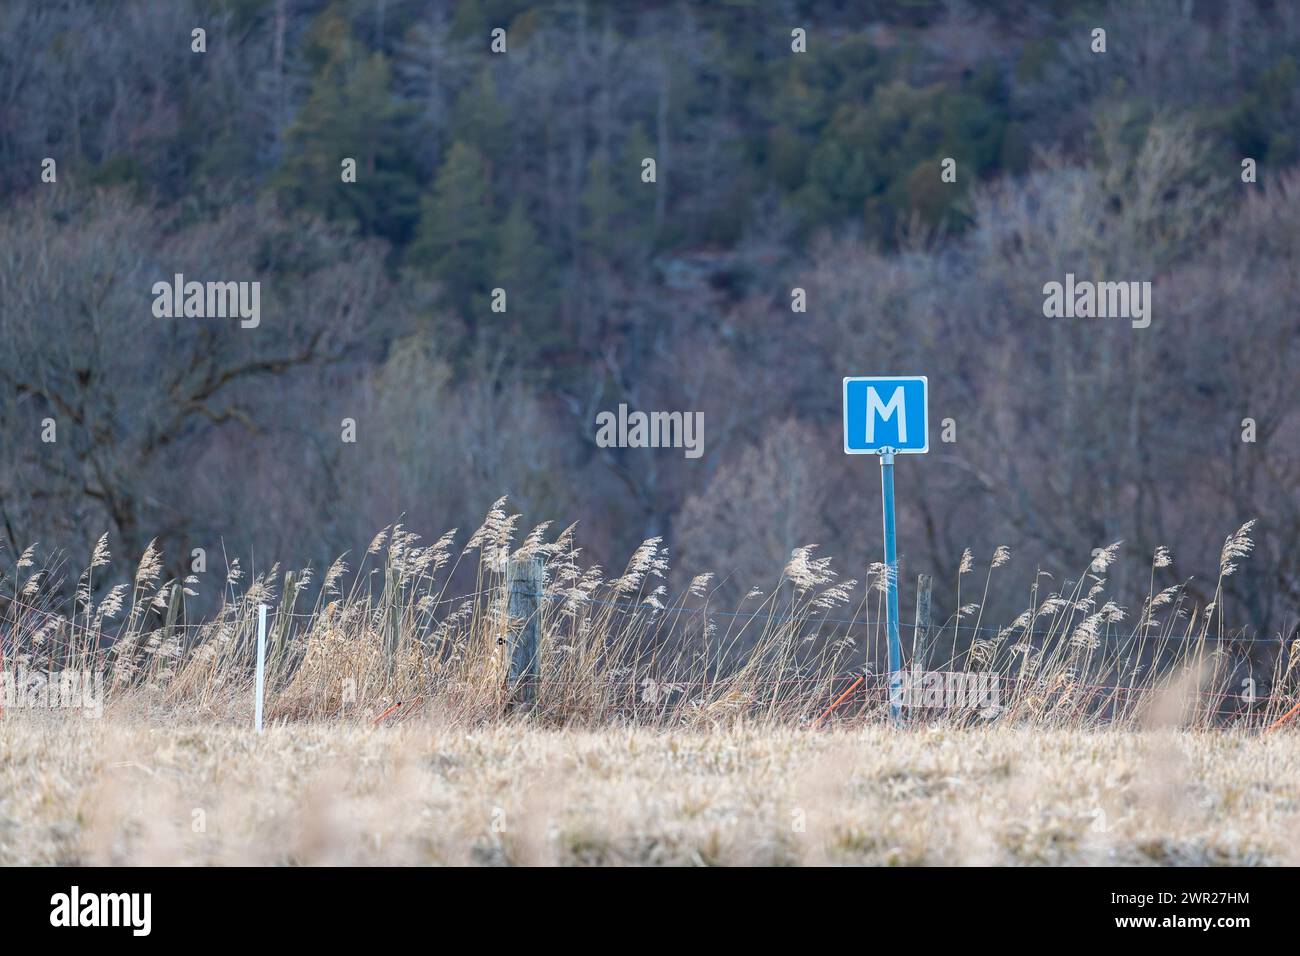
[{"x1": 842, "y1": 375, "x2": 930, "y2": 455}]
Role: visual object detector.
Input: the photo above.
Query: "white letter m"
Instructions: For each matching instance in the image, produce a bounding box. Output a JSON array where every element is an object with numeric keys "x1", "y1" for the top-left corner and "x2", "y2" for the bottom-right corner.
[{"x1": 866, "y1": 386, "x2": 906, "y2": 445}]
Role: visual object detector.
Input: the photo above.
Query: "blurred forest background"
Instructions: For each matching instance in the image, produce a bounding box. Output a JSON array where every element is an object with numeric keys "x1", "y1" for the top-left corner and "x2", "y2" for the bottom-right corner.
[{"x1": 1, "y1": 0, "x2": 1297, "y2": 641}]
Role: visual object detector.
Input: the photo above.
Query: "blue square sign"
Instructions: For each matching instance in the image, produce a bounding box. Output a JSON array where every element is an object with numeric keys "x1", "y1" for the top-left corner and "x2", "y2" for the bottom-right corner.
[{"x1": 843, "y1": 376, "x2": 929, "y2": 454}]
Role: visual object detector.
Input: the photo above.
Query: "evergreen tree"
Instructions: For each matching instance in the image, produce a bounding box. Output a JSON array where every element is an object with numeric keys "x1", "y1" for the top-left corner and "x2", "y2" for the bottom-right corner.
[
  {"x1": 497, "y1": 198, "x2": 564, "y2": 362},
  {"x1": 496, "y1": 197, "x2": 543, "y2": 293},
  {"x1": 580, "y1": 150, "x2": 620, "y2": 258},
  {"x1": 278, "y1": 13, "x2": 419, "y2": 242},
  {"x1": 453, "y1": 69, "x2": 511, "y2": 169},
  {"x1": 409, "y1": 141, "x2": 496, "y2": 316}
]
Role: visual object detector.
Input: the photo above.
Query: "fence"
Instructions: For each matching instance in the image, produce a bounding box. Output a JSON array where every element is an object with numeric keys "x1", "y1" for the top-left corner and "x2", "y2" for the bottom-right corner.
[{"x1": 1, "y1": 562, "x2": 1296, "y2": 728}]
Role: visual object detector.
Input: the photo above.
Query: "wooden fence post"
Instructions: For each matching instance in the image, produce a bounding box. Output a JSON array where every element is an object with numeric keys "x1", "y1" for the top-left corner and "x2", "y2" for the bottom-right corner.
[
  {"x1": 162, "y1": 581, "x2": 181, "y2": 647},
  {"x1": 911, "y1": 573, "x2": 932, "y2": 672},
  {"x1": 382, "y1": 566, "x2": 401, "y2": 673},
  {"x1": 506, "y1": 556, "x2": 544, "y2": 709}
]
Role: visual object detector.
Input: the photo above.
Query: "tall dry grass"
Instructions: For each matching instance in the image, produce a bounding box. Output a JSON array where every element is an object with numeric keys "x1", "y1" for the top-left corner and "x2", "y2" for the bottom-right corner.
[{"x1": 0, "y1": 499, "x2": 1294, "y2": 731}]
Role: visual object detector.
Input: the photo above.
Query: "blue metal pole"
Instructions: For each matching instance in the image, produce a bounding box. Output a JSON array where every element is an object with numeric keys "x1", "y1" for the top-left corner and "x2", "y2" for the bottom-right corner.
[{"x1": 880, "y1": 450, "x2": 902, "y2": 724}]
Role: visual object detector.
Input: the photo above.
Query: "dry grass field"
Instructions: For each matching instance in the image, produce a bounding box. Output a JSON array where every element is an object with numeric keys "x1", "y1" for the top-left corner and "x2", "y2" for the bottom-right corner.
[
  {"x1": 2, "y1": 505, "x2": 1297, "y2": 866},
  {"x1": 2, "y1": 718, "x2": 1298, "y2": 866}
]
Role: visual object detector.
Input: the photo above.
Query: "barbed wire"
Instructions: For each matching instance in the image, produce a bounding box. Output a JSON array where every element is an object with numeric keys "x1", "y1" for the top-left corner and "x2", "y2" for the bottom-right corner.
[{"x1": 538, "y1": 591, "x2": 1287, "y2": 645}]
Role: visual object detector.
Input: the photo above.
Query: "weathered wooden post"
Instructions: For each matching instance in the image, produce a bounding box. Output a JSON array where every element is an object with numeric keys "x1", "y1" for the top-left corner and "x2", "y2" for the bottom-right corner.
[
  {"x1": 270, "y1": 569, "x2": 296, "y2": 679},
  {"x1": 911, "y1": 573, "x2": 933, "y2": 672},
  {"x1": 506, "y1": 556, "x2": 544, "y2": 709},
  {"x1": 381, "y1": 565, "x2": 401, "y2": 672},
  {"x1": 255, "y1": 604, "x2": 267, "y2": 733},
  {"x1": 162, "y1": 581, "x2": 182, "y2": 648}
]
